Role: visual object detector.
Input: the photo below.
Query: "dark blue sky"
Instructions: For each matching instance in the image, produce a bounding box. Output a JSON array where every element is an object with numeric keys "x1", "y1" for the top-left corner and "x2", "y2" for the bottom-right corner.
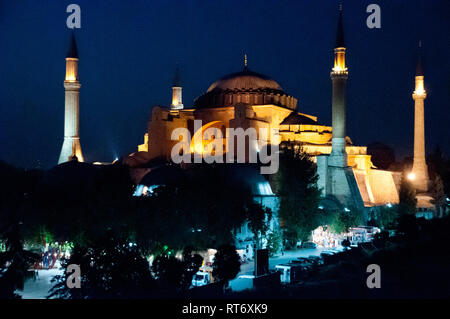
[{"x1": 0, "y1": 0, "x2": 449, "y2": 169}]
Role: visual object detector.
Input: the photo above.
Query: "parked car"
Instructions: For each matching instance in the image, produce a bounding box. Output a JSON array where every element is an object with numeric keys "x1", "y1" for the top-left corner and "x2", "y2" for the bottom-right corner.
[
  {"x1": 191, "y1": 271, "x2": 211, "y2": 287},
  {"x1": 301, "y1": 242, "x2": 318, "y2": 249}
]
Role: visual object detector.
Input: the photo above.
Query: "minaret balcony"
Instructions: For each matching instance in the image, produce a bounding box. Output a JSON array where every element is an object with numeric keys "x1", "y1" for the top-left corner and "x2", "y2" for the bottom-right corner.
[
  {"x1": 412, "y1": 91, "x2": 427, "y2": 100},
  {"x1": 330, "y1": 69, "x2": 348, "y2": 78}
]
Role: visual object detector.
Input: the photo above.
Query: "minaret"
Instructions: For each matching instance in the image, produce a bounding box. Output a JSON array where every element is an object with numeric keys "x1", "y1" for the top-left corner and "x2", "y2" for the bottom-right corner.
[
  {"x1": 171, "y1": 64, "x2": 183, "y2": 110},
  {"x1": 410, "y1": 41, "x2": 429, "y2": 192},
  {"x1": 328, "y1": 4, "x2": 348, "y2": 167},
  {"x1": 58, "y1": 32, "x2": 84, "y2": 164}
]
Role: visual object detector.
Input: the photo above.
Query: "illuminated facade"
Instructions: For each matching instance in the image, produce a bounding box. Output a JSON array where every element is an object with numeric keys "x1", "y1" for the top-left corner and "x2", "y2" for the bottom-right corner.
[
  {"x1": 128, "y1": 6, "x2": 400, "y2": 212},
  {"x1": 131, "y1": 63, "x2": 368, "y2": 168},
  {"x1": 58, "y1": 33, "x2": 84, "y2": 164}
]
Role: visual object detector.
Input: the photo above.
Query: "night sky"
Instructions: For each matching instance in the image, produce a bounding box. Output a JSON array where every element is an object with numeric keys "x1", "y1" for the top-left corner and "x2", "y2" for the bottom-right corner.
[{"x1": 0, "y1": 0, "x2": 449, "y2": 169}]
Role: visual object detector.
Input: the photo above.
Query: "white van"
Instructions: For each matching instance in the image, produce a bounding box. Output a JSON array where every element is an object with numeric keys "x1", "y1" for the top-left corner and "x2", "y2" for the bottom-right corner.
[{"x1": 191, "y1": 271, "x2": 211, "y2": 287}]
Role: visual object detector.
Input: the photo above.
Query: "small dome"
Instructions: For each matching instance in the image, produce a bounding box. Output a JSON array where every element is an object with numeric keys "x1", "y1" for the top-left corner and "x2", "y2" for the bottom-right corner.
[{"x1": 207, "y1": 68, "x2": 282, "y2": 92}]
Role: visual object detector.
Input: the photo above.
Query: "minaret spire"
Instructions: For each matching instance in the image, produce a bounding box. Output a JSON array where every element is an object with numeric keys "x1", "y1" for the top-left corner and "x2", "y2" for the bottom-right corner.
[
  {"x1": 410, "y1": 41, "x2": 429, "y2": 192},
  {"x1": 335, "y1": 3, "x2": 345, "y2": 48},
  {"x1": 173, "y1": 63, "x2": 181, "y2": 87},
  {"x1": 58, "y1": 32, "x2": 84, "y2": 164},
  {"x1": 67, "y1": 31, "x2": 78, "y2": 59},
  {"x1": 416, "y1": 40, "x2": 423, "y2": 76},
  {"x1": 329, "y1": 4, "x2": 348, "y2": 167},
  {"x1": 171, "y1": 63, "x2": 183, "y2": 110}
]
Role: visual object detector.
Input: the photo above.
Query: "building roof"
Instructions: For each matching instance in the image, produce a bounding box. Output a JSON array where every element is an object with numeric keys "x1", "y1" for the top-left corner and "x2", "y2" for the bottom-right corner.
[
  {"x1": 280, "y1": 111, "x2": 318, "y2": 125},
  {"x1": 67, "y1": 32, "x2": 79, "y2": 59},
  {"x1": 194, "y1": 66, "x2": 296, "y2": 109},
  {"x1": 206, "y1": 68, "x2": 282, "y2": 92}
]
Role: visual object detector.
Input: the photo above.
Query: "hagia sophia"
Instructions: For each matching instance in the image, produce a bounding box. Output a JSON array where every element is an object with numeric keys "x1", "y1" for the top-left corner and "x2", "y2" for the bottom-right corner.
[{"x1": 56, "y1": 6, "x2": 436, "y2": 235}]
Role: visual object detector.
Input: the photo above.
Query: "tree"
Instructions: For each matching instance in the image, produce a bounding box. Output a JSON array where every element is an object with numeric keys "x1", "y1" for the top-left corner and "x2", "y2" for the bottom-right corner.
[
  {"x1": 132, "y1": 163, "x2": 254, "y2": 253},
  {"x1": 271, "y1": 147, "x2": 321, "y2": 248},
  {"x1": 398, "y1": 175, "x2": 417, "y2": 216},
  {"x1": 212, "y1": 244, "x2": 241, "y2": 288},
  {"x1": 246, "y1": 202, "x2": 272, "y2": 250},
  {"x1": 376, "y1": 206, "x2": 399, "y2": 231},
  {"x1": 328, "y1": 207, "x2": 364, "y2": 234},
  {"x1": 428, "y1": 146, "x2": 450, "y2": 197},
  {"x1": 152, "y1": 255, "x2": 185, "y2": 292},
  {"x1": 48, "y1": 230, "x2": 155, "y2": 299},
  {"x1": 430, "y1": 175, "x2": 446, "y2": 217},
  {"x1": 0, "y1": 161, "x2": 40, "y2": 298},
  {"x1": 181, "y1": 247, "x2": 203, "y2": 290},
  {"x1": 0, "y1": 219, "x2": 39, "y2": 298},
  {"x1": 266, "y1": 230, "x2": 282, "y2": 257}
]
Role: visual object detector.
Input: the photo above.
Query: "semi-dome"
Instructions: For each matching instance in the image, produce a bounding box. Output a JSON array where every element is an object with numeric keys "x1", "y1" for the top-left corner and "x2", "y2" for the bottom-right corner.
[
  {"x1": 206, "y1": 68, "x2": 283, "y2": 92},
  {"x1": 194, "y1": 67, "x2": 297, "y2": 110}
]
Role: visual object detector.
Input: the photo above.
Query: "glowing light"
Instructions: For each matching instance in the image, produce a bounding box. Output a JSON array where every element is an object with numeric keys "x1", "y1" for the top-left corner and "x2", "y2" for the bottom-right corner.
[
  {"x1": 386, "y1": 203, "x2": 393, "y2": 208},
  {"x1": 408, "y1": 173, "x2": 416, "y2": 181},
  {"x1": 65, "y1": 59, "x2": 78, "y2": 82},
  {"x1": 414, "y1": 76, "x2": 426, "y2": 96},
  {"x1": 332, "y1": 47, "x2": 347, "y2": 73},
  {"x1": 65, "y1": 74, "x2": 76, "y2": 81},
  {"x1": 415, "y1": 88, "x2": 425, "y2": 95},
  {"x1": 344, "y1": 207, "x2": 350, "y2": 212}
]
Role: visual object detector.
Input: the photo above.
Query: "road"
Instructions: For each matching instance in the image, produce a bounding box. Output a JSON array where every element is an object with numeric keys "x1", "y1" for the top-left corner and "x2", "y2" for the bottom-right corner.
[
  {"x1": 229, "y1": 247, "x2": 341, "y2": 291},
  {"x1": 17, "y1": 262, "x2": 63, "y2": 299}
]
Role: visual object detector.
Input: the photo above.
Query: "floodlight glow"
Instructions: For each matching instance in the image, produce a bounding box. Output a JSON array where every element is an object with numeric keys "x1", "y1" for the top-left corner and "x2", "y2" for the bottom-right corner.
[{"x1": 408, "y1": 173, "x2": 416, "y2": 181}]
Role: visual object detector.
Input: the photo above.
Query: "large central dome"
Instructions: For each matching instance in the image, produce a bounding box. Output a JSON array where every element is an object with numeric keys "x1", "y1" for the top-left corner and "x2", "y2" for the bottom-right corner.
[
  {"x1": 194, "y1": 67, "x2": 297, "y2": 110},
  {"x1": 206, "y1": 68, "x2": 283, "y2": 92}
]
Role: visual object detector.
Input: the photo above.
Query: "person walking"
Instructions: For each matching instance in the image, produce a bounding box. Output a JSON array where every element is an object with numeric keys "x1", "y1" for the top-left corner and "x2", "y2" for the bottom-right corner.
[
  {"x1": 43, "y1": 251, "x2": 48, "y2": 269},
  {"x1": 51, "y1": 249, "x2": 57, "y2": 268}
]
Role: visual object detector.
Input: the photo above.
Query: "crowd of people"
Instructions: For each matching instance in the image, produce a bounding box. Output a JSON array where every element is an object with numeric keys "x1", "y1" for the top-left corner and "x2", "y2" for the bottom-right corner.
[{"x1": 33, "y1": 247, "x2": 61, "y2": 270}]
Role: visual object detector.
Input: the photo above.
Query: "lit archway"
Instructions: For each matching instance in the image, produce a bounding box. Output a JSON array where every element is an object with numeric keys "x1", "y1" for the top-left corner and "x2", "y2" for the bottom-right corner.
[{"x1": 190, "y1": 120, "x2": 227, "y2": 156}]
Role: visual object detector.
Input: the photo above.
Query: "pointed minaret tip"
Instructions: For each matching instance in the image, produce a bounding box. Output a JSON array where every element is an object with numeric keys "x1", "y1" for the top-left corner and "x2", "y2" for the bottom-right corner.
[
  {"x1": 67, "y1": 31, "x2": 79, "y2": 59},
  {"x1": 173, "y1": 63, "x2": 181, "y2": 87},
  {"x1": 335, "y1": 3, "x2": 345, "y2": 48},
  {"x1": 416, "y1": 40, "x2": 423, "y2": 76}
]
